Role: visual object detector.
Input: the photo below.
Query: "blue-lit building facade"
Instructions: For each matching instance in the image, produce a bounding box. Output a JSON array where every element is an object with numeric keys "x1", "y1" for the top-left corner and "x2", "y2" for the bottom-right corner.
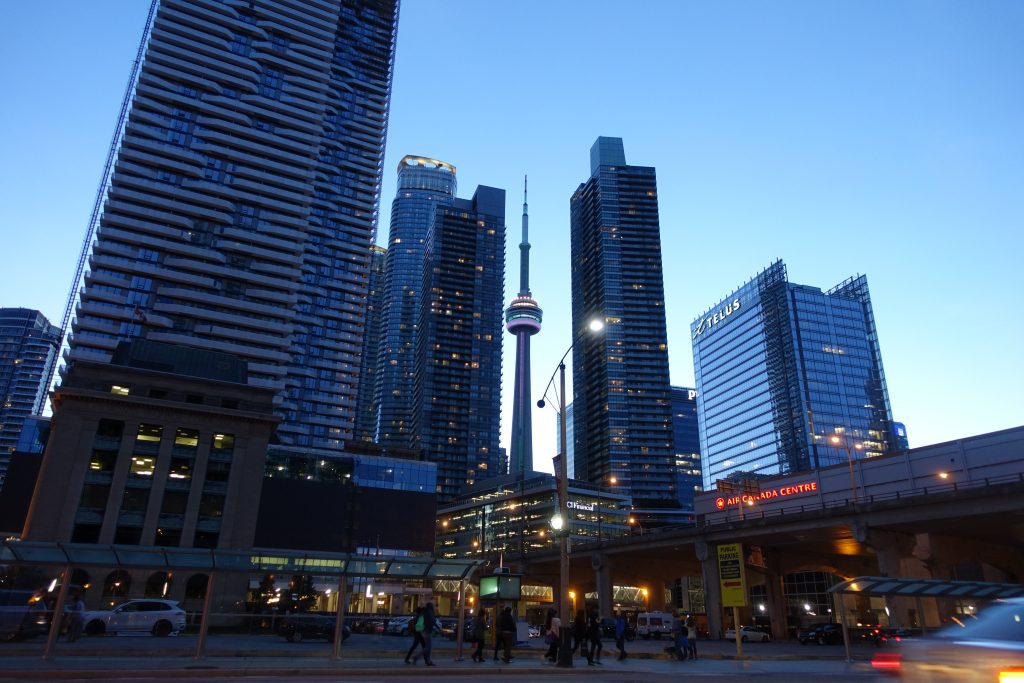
[
  {"x1": 569, "y1": 137, "x2": 676, "y2": 505},
  {"x1": 0, "y1": 308, "x2": 61, "y2": 489},
  {"x1": 692, "y1": 260, "x2": 895, "y2": 489},
  {"x1": 670, "y1": 386, "x2": 703, "y2": 512},
  {"x1": 412, "y1": 186, "x2": 506, "y2": 504},
  {"x1": 354, "y1": 245, "x2": 387, "y2": 443},
  {"x1": 375, "y1": 157, "x2": 457, "y2": 447}
]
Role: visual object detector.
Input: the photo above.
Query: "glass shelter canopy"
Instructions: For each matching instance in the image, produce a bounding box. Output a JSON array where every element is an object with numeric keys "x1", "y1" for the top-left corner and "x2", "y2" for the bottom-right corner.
[{"x1": 0, "y1": 540, "x2": 481, "y2": 580}]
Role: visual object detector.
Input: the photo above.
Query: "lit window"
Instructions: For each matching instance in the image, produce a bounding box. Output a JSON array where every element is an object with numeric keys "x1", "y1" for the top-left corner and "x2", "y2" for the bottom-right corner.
[{"x1": 111, "y1": 385, "x2": 130, "y2": 396}]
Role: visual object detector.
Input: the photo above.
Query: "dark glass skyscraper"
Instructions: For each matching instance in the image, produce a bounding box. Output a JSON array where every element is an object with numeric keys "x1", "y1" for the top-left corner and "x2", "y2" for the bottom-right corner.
[
  {"x1": 354, "y1": 245, "x2": 387, "y2": 443},
  {"x1": 670, "y1": 386, "x2": 703, "y2": 512},
  {"x1": 692, "y1": 260, "x2": 895, "y2": 488},
  {"x1": 375, "y1": 156, "x2": 457, "y2": 447},
  {"x1": 0, "y1": 309, "x2": 61, "y2": 488},
  {"x1": 413, "y1": 186, "x2": 506, "y2": 504},
  {"x1": 569, "y1": 137, "x2": 676, "y2": 505},
  {"x1": 63, "y1": 0, "x2": 399, "y2": 450}
]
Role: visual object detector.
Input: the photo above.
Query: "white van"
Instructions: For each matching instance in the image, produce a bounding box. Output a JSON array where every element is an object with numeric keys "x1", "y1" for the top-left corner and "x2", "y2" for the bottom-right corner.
[{"x1": 635, "y1": 611, "x2": 675, "y2": 639}]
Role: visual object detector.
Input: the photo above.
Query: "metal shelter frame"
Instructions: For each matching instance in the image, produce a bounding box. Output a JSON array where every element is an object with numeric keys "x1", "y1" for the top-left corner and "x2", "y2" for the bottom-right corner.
[
  {"x1": 828, "y1": 575, "x2": 1024, "y2": 661},
  {"x1": 0, "y1": 540, "x2": 482, "y2": 661}
]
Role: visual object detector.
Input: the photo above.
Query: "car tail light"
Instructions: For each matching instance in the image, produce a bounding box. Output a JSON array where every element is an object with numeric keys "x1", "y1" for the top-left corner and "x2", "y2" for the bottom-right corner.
[
  {"x1": 871, "y1": 652, "x2": 901, "y2": 673},
  {"x1": 1001, "y1": 670, "x2": 1024, "y2": 683}
]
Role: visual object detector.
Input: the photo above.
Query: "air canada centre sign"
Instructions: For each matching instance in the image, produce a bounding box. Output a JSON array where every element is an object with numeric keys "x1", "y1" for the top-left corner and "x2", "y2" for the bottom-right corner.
[{"x1": 714, "y1": 481, "x2": 817, "y2": 509}]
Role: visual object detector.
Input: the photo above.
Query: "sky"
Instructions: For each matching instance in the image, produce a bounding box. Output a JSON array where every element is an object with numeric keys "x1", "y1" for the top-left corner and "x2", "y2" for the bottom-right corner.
[{"x1": 2, "y1": 1, "x2": 1022, "y2": 475}]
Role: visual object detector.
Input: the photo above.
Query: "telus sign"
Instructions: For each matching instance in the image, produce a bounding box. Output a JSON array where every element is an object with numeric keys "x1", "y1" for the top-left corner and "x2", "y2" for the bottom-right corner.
[{"x1": 693, "y1": 298, "x2": 741, "y2": 338}]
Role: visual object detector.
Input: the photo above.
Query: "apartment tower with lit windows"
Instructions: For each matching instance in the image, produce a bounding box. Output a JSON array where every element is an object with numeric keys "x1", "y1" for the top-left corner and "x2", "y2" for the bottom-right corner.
[
  {"x1": 62, "y1": 0, "x2": 399, "y2": 450},
  {"x1": 569, "y1": 137, "x2": 676, "y2": 506},
  {"x1": 374, "y1": 157, "x2": 457, "y2": 447},
  {"x1": 692, "y1": 260, "x2": 896, "y2": 489}
]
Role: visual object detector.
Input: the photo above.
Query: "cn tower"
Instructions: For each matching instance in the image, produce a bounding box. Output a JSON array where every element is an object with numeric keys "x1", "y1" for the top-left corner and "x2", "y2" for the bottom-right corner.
[{"x1": 505, "y1": 177, "x2": 543, "y2": 475}]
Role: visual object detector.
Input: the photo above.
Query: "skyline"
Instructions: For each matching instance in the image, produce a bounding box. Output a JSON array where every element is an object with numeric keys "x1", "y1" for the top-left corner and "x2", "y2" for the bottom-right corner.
[{"x1": 2, "y1": 1, "x2": 1022, "y2": 476}]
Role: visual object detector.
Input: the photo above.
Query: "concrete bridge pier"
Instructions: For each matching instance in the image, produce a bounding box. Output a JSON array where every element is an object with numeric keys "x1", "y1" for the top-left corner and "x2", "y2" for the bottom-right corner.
[
  {"x1": 763, "y1": 554, "x2": 789, "y2": 641},
  {"x1": 593, "y1": 551, "x2": 614, "y2": 618},
  {"x1": 696, "y1": 540, "x2": 723, "y2": 639}
]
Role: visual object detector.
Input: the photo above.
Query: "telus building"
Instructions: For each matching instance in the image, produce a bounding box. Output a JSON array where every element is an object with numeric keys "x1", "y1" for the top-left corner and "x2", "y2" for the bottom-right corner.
[{"x1": 692, "y1": 260, "x2": 896, "y2": 489}]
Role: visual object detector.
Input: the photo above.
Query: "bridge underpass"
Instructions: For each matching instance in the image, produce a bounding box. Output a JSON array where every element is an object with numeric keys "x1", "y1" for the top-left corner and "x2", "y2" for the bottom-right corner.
[{"x1": 517, "y1": 473, "x2": 1024, "y2": 641}]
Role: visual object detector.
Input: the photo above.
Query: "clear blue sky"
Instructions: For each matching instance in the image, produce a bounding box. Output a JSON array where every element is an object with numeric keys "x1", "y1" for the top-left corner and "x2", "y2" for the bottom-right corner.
[{"x1": 2, "y1": 1, "x2": 1022, "y2": 474}]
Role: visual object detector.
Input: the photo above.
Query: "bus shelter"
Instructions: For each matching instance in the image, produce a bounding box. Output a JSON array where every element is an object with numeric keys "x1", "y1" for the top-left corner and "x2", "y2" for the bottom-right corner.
[
  {"x1": 0, "y1": 540, "x2": 482, "y2": 660},
  {"x1": 828, "y1": 575, "x2": 1024, "y2": 661}
]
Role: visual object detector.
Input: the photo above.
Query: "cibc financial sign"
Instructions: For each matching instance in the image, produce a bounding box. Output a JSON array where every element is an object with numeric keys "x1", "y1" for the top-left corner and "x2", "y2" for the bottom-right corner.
[{"x1": 693, "y1": 298, "x2": 741, "y2": 338}]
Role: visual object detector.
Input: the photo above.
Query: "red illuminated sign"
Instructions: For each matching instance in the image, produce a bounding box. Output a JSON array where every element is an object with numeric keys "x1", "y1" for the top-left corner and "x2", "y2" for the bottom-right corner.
[{"x1": 719, "y1": 481, "x2": 817, "y2": 507}]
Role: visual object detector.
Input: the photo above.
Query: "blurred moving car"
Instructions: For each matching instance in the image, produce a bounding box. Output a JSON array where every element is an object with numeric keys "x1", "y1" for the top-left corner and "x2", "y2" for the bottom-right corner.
[
  {"x1": 83, "y1": 599, "x2": 186, "y2": 637},
  {"x1": 798, "y1": 622, "x2": 844, "y2": 645},
  {"x1": 0, "y1": 590, "x2": 49, "y2": 641},
  {"x1": 278, "y1": 613, "x2": 350, "y2": 643},
  {"x1": 874, "y1": 599, "x2": 1024, "y2": 682},
  {"x1": 725, "y1": 625, "x2": 770, "y2": 642}
]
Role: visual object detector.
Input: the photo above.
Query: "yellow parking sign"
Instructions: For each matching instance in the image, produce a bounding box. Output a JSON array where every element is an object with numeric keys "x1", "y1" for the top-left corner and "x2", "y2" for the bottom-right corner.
[{"x1": 717, "y1": 543, "x2": 747, "y2": 608}]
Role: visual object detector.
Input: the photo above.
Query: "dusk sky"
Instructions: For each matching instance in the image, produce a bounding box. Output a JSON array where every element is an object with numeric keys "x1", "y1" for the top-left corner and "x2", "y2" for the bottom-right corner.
[{"x1": 2, "y1": 1, "x2": 1021, "y2": 474}]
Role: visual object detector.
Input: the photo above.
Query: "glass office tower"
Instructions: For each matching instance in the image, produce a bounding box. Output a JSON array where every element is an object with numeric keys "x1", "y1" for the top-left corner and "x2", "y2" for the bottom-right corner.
[
  {"x1": 671, "y1": 386, "x2": 703, "y2": 512},
  {"x1": 569, "y1": 137, "x2": 676, "y2": 505},
  {"x1": 0, "y1": 309, "x2": 61, "y2": 488},
  {"x1": 63, "y1": 0, "x2": 399, "y2": 450},
  {"x1": 375, "y1": 156, "x2": 457, "y2": 447},
  {"x1": 413, "y1": 186, "x2": 506, "y2": 504},
  {"x1": 692, "y1": 260, "x2": 895, "y2": 489}
]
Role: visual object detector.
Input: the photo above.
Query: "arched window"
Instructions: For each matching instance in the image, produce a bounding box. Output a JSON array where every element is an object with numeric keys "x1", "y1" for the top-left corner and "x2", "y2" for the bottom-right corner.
[
  {"x1": 70, "y1": 568, "x2": 91, "y2": 590},
  {"x1": 185, "y1": 573, "x2": 209, "y2": 600},
  {"x1": 102, "y1": 570, "x2": 131, "y2": 598},
  {"x1": 144, "y1": 571, "x2": 172, "y2": 598}
]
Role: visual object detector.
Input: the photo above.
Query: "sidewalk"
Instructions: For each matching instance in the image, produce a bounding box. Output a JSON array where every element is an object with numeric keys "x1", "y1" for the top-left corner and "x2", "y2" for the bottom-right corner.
[{"x1": 0, "y1": 643, "x2": 878, "y2": 680}]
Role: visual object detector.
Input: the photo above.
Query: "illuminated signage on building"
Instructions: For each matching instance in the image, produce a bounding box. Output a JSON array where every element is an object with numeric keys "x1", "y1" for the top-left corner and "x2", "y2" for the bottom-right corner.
[
  {"x1": 693, "y1": 298, "x2": 741, "y2": 338},
  {"x1": 568, "y1": 500, "x2": 596, "y2": 512},
  {"x1": 714, "y1": 481, "x2": 817, "y2": 509}
]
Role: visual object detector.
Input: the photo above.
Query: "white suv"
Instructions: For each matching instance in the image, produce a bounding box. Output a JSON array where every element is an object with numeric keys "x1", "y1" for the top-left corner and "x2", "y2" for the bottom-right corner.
[{"x1": 83, "y1": 599, "x2": 186, "y2": 637}]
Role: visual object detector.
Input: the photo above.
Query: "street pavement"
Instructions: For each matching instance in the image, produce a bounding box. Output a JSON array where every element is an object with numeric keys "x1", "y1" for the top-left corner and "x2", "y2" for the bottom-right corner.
[{"x1": 0, "y1": 632, "x2": 890, "y2": 681}]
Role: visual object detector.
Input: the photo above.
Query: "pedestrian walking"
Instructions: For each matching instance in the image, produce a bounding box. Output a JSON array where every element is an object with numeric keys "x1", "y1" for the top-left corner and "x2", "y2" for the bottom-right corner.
[
  {"x1": 499, "y1": 605, "x2": 516, "y2": 663},
  {"x1": 493, "y1": 606, "x2": 503, "y2": 661},
  {"x1": 614, "y1": 612, "x2": 628, "y2": 660},
  {"x1": 404, "y1": 606, "x2": 425, "y2": 664},
  {"x1": 66, "y1": 593, "x2": 86, "y2": 642},
  {"x1": 572, "y1": 609, "x2": 588, "y2": 657},
  {"x1": 543, "y1": 608, "x2": 560, "y2": 662},
  {"x1": 419, "y1": 601, "x2": 437, "y2": 666},
  {"x1": 686, "y1": 614, "x2": 698, "y2": 660},
  {"x1": 672, "y1": 611, "x2": 689, "y2": 660},
  {"x1": 471, "y1": 612, "x2": 487, "y2": 662},
  {"x1": 586, "y1": 609, "x2": 602, "y2": 665}
]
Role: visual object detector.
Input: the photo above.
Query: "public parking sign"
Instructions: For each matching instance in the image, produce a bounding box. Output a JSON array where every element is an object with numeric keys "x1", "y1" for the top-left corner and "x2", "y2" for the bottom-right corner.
[{"x1": 717, "y1": 543, "x2": 747, "y2": 608}]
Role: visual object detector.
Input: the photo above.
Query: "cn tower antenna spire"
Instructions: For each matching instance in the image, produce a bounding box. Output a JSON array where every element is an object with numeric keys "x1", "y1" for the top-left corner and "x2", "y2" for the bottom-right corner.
[{"x1": 520, "y1": 175, "x2": 530, "y2": 295}]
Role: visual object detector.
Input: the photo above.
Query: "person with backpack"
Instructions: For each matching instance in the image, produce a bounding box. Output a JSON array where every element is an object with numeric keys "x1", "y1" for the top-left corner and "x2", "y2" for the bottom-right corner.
[
  {"x1": 571, "y1": 609, "x2": 588, "y2": 658},
  {"x1": 686, "y1": 614, "x2": 698, "y2": 660},
  {"x1": 404, "y1": 606, "x2": 425, "y2": 664},
  {"x1": 419, "y1": 601, "x2": 437, "y2": 666},
  {"x1": 586, "y1": 608, "x2": 603, "y2": 665},
  {"x1": 499, "y1": 605, "x2": 516, "y2": 663},
  {"x1": 672, "y1": 611, "x2": 689, "y2": 661},
  {"x1": 543, "y1": 608, "x2": 560, "y2": 662}
]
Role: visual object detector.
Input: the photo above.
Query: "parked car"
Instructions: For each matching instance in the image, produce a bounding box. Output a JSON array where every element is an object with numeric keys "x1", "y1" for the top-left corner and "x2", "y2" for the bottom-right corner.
[
  {"x1": 82, "y1": 599, "x2": 186, "y2": 637},
  {"x1": 278, "y1": 613, "x2": 350, "y2": 643},
  {"x1": 600, "y1": 617, "x2": 637, "y2": 641},
  {"x1": 797, "y1": 622, "x2": 844, "y2": 645},
  {"x1": 386, "y1": 616, "x2": 414, "y2": 635},
  {"x1": 876, "y1": 599, "x2": 1024, "y2": 682},
  {"x1": 725, "y1": 625, "x2": 770, "y2": 642},
  {"x1": 0, "y1": 589, "x2": 49, "y2": 642}
]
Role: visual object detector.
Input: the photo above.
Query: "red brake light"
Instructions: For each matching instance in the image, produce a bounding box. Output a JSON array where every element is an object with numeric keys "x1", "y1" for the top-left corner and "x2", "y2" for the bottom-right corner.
[{"x1": 871, "y1": 652, "x2": 901, "y2": 672}]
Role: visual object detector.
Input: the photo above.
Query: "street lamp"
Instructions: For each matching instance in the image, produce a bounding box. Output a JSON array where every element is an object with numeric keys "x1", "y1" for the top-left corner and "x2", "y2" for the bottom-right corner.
[
  {"x1": 829, "y1": 434, "x2": 864, "y2": 503},
  {"x1": 538, "y1": 318, "x2": 604, "y2": 668},
  {"x1": 628, "y1": 515, "x2": 644, "y2": 536}
]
